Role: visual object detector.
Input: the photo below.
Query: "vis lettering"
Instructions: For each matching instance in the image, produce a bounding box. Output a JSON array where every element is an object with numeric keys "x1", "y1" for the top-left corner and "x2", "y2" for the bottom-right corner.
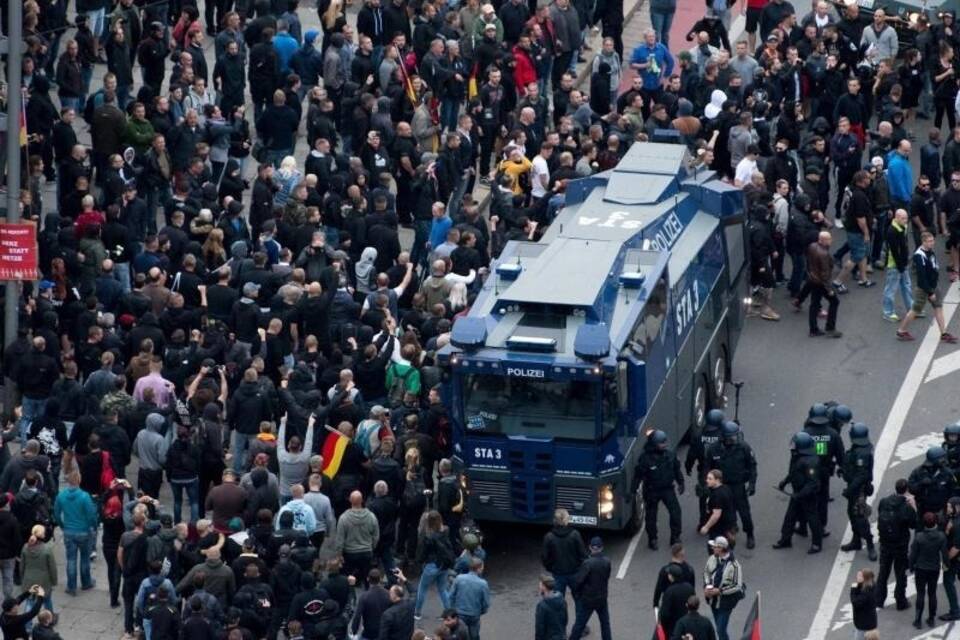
[{"x1": 506, "y1": 367, "x2": 545, "y2": 378}]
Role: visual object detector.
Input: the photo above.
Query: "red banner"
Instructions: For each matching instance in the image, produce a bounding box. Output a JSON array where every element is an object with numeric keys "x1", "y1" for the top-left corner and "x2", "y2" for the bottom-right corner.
[{"x1": 0, "y1": 223, "x2": 38, "y2": 280}]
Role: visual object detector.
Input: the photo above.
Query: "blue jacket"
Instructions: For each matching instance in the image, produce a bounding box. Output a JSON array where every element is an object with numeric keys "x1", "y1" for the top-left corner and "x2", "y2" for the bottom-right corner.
[
  {"x1": 273, "y1": 32, "x2": 299, "y2": 74},
  {"x1": 53, "y1": 486, "x2": 98, "y2": 533},
  {"x1": 429, "y1": 215, "x2": 453, "y2": 250},
  {"x1": 886, "y1": 150, "x2": 914, "y2": 203},
  {"x1": 629, "y1": 42, "x2": 674, "y2": 91},
  {"x1": 449, "y1": 572, "x2": 491, "y2": 617}
]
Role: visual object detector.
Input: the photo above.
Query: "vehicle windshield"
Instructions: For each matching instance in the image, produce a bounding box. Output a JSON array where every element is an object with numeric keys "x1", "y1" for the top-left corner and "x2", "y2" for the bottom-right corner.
[{"x1": 462, "y1": 374, "x2": 599, "y2": 440}]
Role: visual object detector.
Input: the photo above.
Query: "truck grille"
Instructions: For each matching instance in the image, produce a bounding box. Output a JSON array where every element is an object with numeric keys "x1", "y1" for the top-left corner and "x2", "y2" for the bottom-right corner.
[
  {"x1": 470, "y1": 479, "x2": 511, "y2": 511},
  {"x1": 555, "y1": 485, "x2": 594, "y2": 513},
  {"x1": 511, "y1": 476, "x2": 553, "y2": 520}
]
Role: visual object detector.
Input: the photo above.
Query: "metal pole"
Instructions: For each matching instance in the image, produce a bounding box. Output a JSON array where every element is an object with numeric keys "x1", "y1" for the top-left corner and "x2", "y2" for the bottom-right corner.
[{"x1": 4, "y1": 0, "x2": 23, "y2": 420}]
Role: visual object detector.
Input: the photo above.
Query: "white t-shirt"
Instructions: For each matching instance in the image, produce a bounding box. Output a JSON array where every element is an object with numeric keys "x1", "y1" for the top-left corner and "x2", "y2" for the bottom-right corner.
[
  {"x1": 531, "y1": 155, "x2": 550, "y2": 198},
  {"x1": 735, "y1": 158, "x2": 758, "y2": 186}
]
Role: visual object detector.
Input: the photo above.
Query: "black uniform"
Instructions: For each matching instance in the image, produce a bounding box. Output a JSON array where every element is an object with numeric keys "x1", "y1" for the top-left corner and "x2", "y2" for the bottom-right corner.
[
  {"x1": 705, "y1": 439, "x2": 758, "y2": 538},
  {"x1": 777, "y1": 452, "x2": 823, "y2": 548},
  {"x1": 804, "y1": 420, "x2": 844, "y2": 530},
  {"x1": 840, "y1": 443, "x2": 875, "y2": 549},
  {"x1": 908, "y1": 461, "x2": 958, "y2": 521},
  {"x1": 873, "y1": 492, "x2": 915, "y2": 608},
  {"x1": 635, "y1": 442, "x2": 684, "y2": 546},
  {"x1": 685, "y1": 424, "x2": 722, "y2": 526}
]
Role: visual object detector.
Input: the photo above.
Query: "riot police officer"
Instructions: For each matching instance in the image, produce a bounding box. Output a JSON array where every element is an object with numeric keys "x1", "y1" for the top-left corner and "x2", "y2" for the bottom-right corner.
[
  {"x1": 908, "y1": 446, "x2": 958, "y2": 522},
  {"x1": 839, "y1": 423, "x2": 877, "y2": 561},
  {"x1": 826, "y1": 402, "x2": 853, "y2": 432},
  {"x1": 873, "y1": 479, "x2": 916, "y2": 610},
  {"x1": 685, "y1": 409, "x2": 725, "y2": 527},
  {"x1": 773, "y1": 432, "x2": 824, "y2": 554},
  {"x1": 705, "y1": 421, "x2": 758, "y2": 549},
  {"x1": 804, "y1": 403, "x2": 845, "y2": 533},
  {"x1": 635, "y1": 430, "x2": 684, "y2": 551},
  {"x1": 944, "y1": 422, "x2": 960, "y2": 481}
]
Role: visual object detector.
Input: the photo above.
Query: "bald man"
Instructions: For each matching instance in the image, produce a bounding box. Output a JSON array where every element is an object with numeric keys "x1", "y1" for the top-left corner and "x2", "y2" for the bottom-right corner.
[
  {"x1": 806, "y1": 230, "x2": 842, "y2": 338},
  {"x1": 15, "y1": 336, "x2": 59, "y2": 444},
  {"x1": 334, "y1": 490, "x2": 380, "y2": 587}
]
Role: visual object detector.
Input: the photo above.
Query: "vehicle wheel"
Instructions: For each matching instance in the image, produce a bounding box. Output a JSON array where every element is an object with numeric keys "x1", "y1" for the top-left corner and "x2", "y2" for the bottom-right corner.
[
  {"x1": 712, "y1": 350, "x2": 727, "y2": 408},
  {"x1": 625, "y1": 492, "x2": 644, "y2": 535}
]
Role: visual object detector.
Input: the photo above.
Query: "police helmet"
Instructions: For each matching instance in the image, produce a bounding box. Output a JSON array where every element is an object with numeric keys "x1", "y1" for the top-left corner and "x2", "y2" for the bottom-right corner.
[
  {"x1": 849, "y1": 422, "x2": 870, "y2": 446},
  {"x1": 649, "y1": 430, "x2": 668, "y2": 446},
  {"x1": 830, "y1": 404, "x2": 853, "y2": 425},
  {"x1": 706, "y1": 409, "x2": 726, "y2": 428},
  {"x1": 926, "y1": 446, "x2": 947, "y2": 464},
  {"x1": 722, "y1": 421, "x2": 741, "y2": 440},
  {"x1": 945, "y1": 422, "x2": 960, "y2": 442},
  {"x1": 807, "y1": 403, "x2": 829, "y2": 425},
  {"x1": 792, "y1": 432, "x2": 815, "y2": 454}
]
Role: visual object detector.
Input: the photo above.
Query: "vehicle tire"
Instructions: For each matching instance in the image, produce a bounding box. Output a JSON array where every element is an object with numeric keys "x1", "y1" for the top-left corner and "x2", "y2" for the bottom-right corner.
[{"x1": 712, "y1": 349, "x2": 728, "y2": 408}]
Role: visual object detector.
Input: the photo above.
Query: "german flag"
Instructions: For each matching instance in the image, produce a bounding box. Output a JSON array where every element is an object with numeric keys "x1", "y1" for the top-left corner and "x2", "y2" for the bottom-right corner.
[
  {"x1": 321, "y1": 429, "x2": 349, "y2": 479},
  {"x1": 740, "y1": 592, "x2": 761, "y2": 640},
  {"x1": 650, "y1": 607, "x2": 666, "y2": 640}
]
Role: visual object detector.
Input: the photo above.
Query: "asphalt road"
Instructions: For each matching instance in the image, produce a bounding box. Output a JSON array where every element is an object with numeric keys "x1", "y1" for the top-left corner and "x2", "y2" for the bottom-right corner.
[{"x1": 35, "y1": 2, "x2": 960, "y2": 639}]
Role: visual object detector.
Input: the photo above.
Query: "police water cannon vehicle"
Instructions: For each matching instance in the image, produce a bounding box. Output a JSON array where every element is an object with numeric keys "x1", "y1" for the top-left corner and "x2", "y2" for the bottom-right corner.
[{"x1": 438, "y1": 142, "x2": 749, "y2": 531}]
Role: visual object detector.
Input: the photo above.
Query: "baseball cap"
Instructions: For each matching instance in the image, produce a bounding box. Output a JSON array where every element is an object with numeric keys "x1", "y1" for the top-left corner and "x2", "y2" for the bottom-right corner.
[
  {"x1": 242, "y1": 282, "x2": 261, "y2": 297},
  {"x1": 38, "y1": 280, "x2": 55, "y2": 290},
  {"x1": 708, "y1": 536, "x2": 730, "y2": 549},
  {"x1": 484, "y1": 23, "x2": 497, "y2": 31},
  {"x1": 766, "y1": 33, "x2": 780, "y2": 42},
  {"x1": 589, "y1": 536, "x2": 603, "y2": 549}
]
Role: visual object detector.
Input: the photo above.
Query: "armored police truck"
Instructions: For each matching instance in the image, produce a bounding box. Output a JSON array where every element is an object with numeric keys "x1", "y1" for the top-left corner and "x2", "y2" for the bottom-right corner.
[{"x1": 438, "y1": 143, "x2": 748, "y2": 531}]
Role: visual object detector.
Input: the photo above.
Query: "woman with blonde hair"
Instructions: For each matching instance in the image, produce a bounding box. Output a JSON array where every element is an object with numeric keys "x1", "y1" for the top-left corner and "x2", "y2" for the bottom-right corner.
[
  {"x1": 850, "y1": 568, "x2": 877, "y2": 639},
  {"x1": 201, "y1": 227, "x2": 227, "y2": 270},
  {"x1": 20, "y1": 524, "x2": 56, "y2": 613}
]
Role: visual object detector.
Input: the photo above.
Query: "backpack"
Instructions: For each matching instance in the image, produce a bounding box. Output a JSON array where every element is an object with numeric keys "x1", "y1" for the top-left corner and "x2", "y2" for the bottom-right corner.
[
  {"x1": 100, "y1": 451, "x2": 116, "y2": 492},
  {"x1": 83, "y1": 89, "x2": 102, "y2": 123},
  {"x1": 402, "y1": 474, "x2": 427, "y2": 512},
  {"x1": 876, "y1": 497, "x2": 900, "y2": 542},
  {"x1": 387, "y1": 366, "x2": 414, "y2": 408}
]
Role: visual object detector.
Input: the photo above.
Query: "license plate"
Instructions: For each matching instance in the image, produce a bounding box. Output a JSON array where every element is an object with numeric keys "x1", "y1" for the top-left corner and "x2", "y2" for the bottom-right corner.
[
  {"x1": 569, "y1": 515, "x2": 598, "y2": 525},
  {"x1": 857, "y1": 0, "x2": 874, "y2": 8}
]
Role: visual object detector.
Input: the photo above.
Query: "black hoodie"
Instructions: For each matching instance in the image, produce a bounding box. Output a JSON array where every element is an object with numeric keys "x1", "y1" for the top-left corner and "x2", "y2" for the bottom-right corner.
[{"x1": 540, "y1": 525, "x2": 588, "y2": 575}]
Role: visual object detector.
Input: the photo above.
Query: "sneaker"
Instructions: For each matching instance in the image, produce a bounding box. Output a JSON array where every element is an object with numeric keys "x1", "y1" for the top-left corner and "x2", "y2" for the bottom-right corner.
[
  {"x1": 939, "y1": 612, "x2": 960, "y2": 621},
  {"x1": 857, "y1": 280, "x2": 876, "y2": 288},
  {"x1": 64, "y1": 589, "x2": 77, "y2": 597},
  {"x1": 772, "y1": 540, "x2": 792, "y2": 549},
  {"x1": 478, "y1": 177, "x2": 492, "y2": 186},
  {"x1": 819, "y1": 310, "x2": 827, "y2": 319},
  {"x1": 942, "y1": 332, "x2": 959, "y2": 344},
  {"x1": 897, "y1": 330, "x2": 915, "y2": 341},
  {"x1": 825, "y1": 330, "x2": 843, "y2": 338},
  {"x1": 791, "y1": 298, "x2": 802, "y2": 311},
  {"x1": 865, "y1": 266, "x2": 874, "y2": 274},
  {"x1": 746, "y1": 535, "x2": 756, "y2": 549},
  {"x1": 809, "y1": 330, "x2": 825, "y2": 337},
  {"x1": 414, "y1": 614, "x2": 423, "y2": 622},
  {"x1": 81, "y1": 580, "x2": 96, "y2": 591},
  {"x1": 873, "y1": 260, "x2": 885, "y2": 269},
  {"x1": 834, "y1": 217, "x2": 844, "y2": 229},
  {"x1": 883, "y1": 313, "x2": 900, "y2": 322},
  {"x1": 832, "y1": 281, "x2": 848, "y2": 294},
  {"x1": 760, "y1": 310, "x2": 781, "y2": 321},
  {"x1": 807, "y1": 545, "x2": 822, "y2": 554},
  {"x1": 916, "y1": 311, "x2": 927, "y2": 318}
]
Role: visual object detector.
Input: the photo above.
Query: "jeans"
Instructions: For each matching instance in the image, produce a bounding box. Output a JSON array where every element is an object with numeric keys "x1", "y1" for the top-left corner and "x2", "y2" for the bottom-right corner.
[
  {"x1": 441, "y1": 98, "x2": 460, "y2": 132},
  {"x1": 170, "y1": 478, "x2": 200, "y2": 523},
  {"x1": 63, "y1": 530, "x2": 94, "y2": 591},
  {"x1": 60, "y1": 96, "x2": 81, "y2": 113},
  {"x1": 712, "y1": 606, "x2": 733, "y2": 640},
  {"x1": 569, "y1": 599, "x2": 612, "y2": 640},
  {"x1": 232, "y1": 431, "x2": 255, "y2": 473},
  {"x1": 809, "y1": 284, "x2": 839, "y2": 332},
  {"x1": 410, "y1": 220, "x2": 432, "y2": 269},
  {"x1": 552, "y1": 572, "x2": 576, "y2": 599},
  {"x1": 789, "y1": 251, "x2": 806, "y2": 296},
  {"x1": 650, "y1": 11, "x2": 674, "y2": 48},
  {"x1": 80, "y1": 66, "x2": 94, "y2": 114},
  {"x1": 915, "y1": 568, "x2": 940, "y2": 620},
  {"x1": 267, "y1": 148, "x2": 293, "y2": 168},
  {"x1": 0, "y1": 558, "x2": 15, "y2": 599},
  {"x1": 414, "y1": 562, "x2": 450, "y2": 615},
  {"x1": 944, "y1": 567, "x2": 960, "y2": 615},
  {"x1": 460, "y1": 613, "x2": 481, "y2": 640},
  {"x1": 19, "y1": 397, "x2": 48, "y2": 444},
  {"x1": 114, "y1": 261, "x2": 132, "y2": 294},
  {"x1": 87, "y1": 9, "x2": 106, "y2": 37},
  {"x1": 882, "y1": 268, "x2": 913, "y2": 317}
]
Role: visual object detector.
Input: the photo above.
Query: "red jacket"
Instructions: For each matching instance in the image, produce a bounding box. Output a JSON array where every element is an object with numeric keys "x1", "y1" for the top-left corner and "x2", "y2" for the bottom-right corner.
[{"x1": 512, "y1": 45, "x2": 538, "y2": 96}]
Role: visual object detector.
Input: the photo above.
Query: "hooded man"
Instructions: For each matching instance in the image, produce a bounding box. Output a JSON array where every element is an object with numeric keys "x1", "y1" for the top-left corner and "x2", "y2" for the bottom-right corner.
[{"x1": 133, "y1": 412, "x2": 171, "y2": 498}]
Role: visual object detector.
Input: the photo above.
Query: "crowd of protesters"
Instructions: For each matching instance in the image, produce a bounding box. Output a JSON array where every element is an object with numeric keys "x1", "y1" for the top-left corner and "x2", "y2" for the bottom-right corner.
[{"x1": 2, "y1": 0, "x2": 960, "y2": 638}]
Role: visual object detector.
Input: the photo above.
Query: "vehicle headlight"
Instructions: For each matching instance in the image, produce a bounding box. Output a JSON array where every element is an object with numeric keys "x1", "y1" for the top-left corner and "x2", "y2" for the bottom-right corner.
[{"x1": 598, "y1": 484, "x2": 615, "y2": 519}]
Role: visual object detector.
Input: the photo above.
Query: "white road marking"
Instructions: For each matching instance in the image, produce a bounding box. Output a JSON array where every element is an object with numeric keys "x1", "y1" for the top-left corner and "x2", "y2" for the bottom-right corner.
[
  {"x1": 804, "y1": 286, "x2": 960, "y2": 640},
  {"x1": 905, "y1": 626, "x2": 957, "y2": 640},
  {"x1": 616, "y1": 529, "x2": 642, "y2": 580},
  {"x1": 889, "y1": 431, "x2": 944, "y2": 468},
  {"x1": 925, "y1": 347, "x2": 960, "y2": 383}
]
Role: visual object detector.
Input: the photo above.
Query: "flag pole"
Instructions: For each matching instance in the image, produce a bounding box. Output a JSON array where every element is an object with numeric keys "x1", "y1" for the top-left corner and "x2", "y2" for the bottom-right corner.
[
  {"x1": 757, "y1": 591, "x2": 762, "y2": 639},
  {"x1": 4, "y1": 0, "x2": 23, "y2": 423}
]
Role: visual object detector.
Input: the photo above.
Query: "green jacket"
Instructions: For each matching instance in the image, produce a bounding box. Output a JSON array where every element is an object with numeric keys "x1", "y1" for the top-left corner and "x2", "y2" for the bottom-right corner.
[
  {"x1": 124, "y1": 117, "x2": 155, "y2": 155},
  {"x1": 20, "y1": 541, "x2": 57, "y2": 591}
]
